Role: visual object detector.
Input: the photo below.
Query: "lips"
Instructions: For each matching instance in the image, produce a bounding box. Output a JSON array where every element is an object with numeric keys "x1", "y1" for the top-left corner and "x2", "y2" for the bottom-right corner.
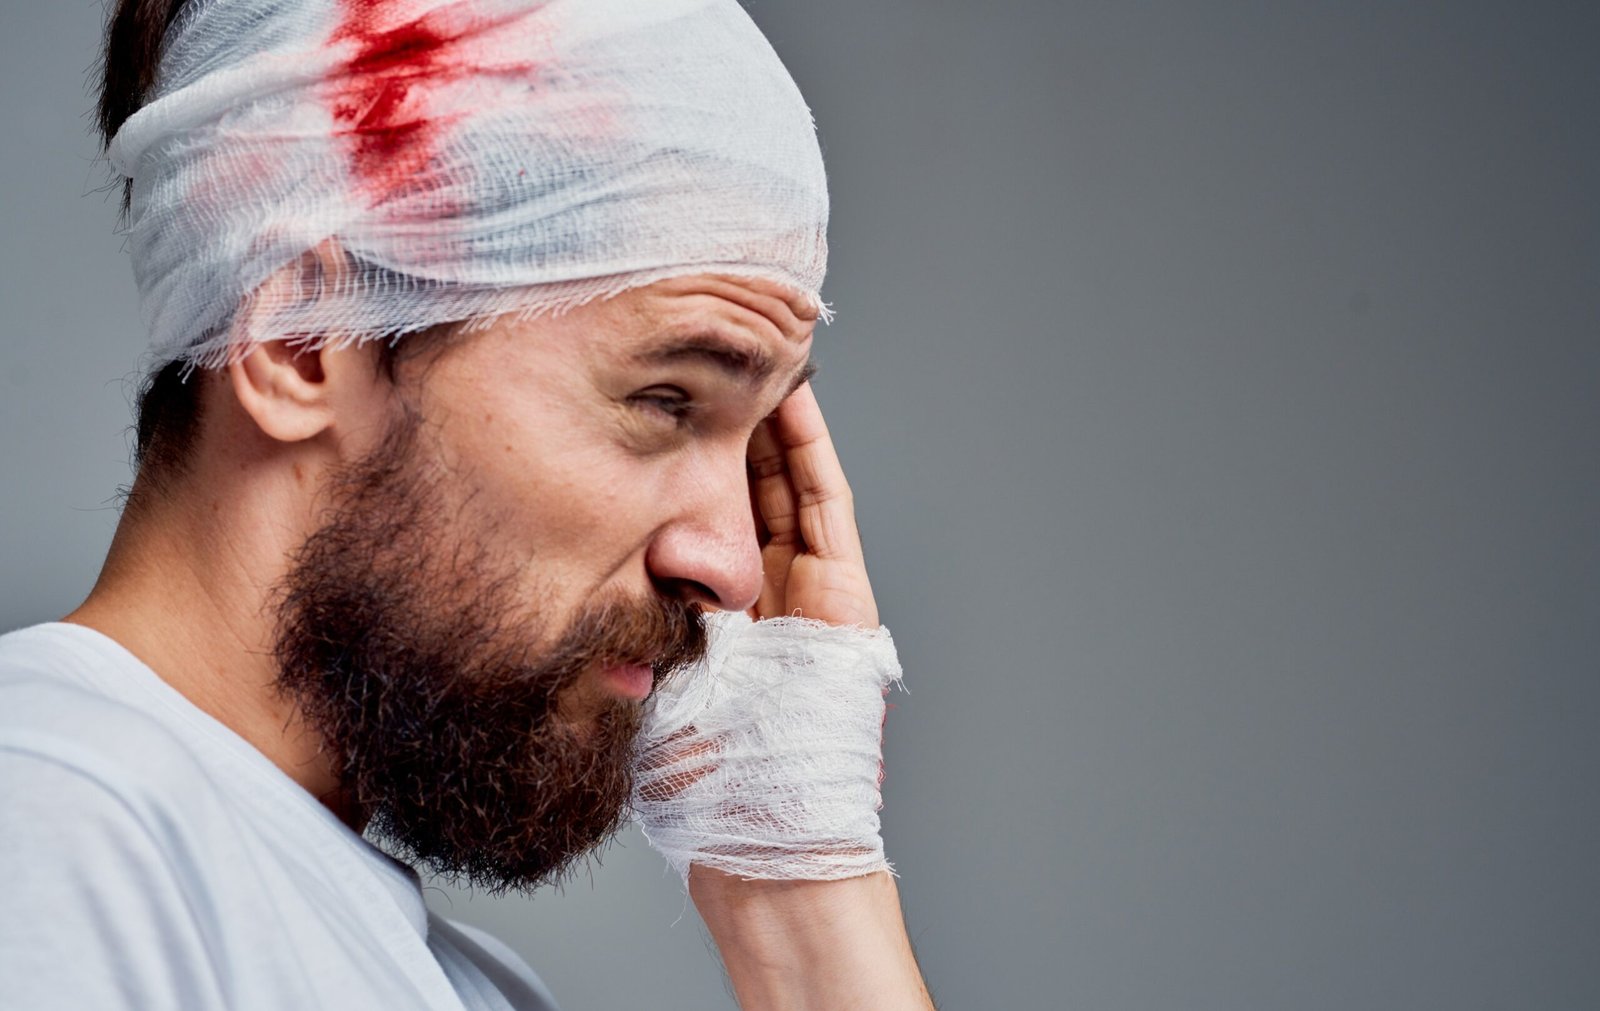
[{"x1": 599, "y1": 662, "x2": 655, "y2": 701}]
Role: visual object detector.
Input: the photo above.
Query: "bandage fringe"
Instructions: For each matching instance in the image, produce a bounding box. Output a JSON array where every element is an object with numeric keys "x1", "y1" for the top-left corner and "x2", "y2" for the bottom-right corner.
[
  {"x1": 109, "y1": 0, "x2": 830, "y2": 368},
  {"x1": 632, "y1": 610, "x2": 905, "y2": 884}
]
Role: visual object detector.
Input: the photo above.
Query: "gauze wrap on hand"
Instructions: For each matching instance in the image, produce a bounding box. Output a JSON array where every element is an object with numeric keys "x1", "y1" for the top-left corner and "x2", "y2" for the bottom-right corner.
[
  {"x1": 108, "y1": 0, "x2": 829, "y2": 369},
  {"x1": 632, "y1": 609, "x2": 904, "y2": 883}
]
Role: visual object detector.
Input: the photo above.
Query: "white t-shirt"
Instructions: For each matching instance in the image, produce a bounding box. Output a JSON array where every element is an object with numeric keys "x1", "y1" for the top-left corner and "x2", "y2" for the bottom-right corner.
[{"x1": 0, "y1": 622, "x2": 561, "y2": 1011}]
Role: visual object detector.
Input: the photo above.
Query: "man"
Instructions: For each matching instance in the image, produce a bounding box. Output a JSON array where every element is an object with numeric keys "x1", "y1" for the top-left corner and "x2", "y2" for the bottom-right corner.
[{"x1": 0, "y1": 0, "x2": 933, "y2": 1007}]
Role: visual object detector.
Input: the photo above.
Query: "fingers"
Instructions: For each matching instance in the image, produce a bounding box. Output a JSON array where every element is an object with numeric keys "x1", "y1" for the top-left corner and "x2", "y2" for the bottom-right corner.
[
  {"x1": 768, "y1": 383, "x2": 865, "y2": 563},
  {"x1": 746, "y1": 380, "x2": 871, "y2": 622},
  {"x1": 748, "y1": 417, "x2": 797, "y2": 617},
  {"x1": 747, "y1": 417, "x2": 799, "y2": 544}
]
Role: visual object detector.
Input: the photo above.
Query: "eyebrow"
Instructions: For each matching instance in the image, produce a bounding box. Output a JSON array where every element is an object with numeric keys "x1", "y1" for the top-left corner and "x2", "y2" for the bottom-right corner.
[
  {"x1": 632, "y1": 332, "x2": 816, "y2": 398},
  {"x1": 787, "y1": 358, "x2": 820, "y2": 398}
]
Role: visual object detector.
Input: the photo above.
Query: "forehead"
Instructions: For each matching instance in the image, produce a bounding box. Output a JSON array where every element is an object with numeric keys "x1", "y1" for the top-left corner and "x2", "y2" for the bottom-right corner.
[
  {"x1": 595, "y1": 274, "x2": 817, "y2": 370},
  {"x1": 426, "y1": 273, "x2": 817, "y2": 403}
]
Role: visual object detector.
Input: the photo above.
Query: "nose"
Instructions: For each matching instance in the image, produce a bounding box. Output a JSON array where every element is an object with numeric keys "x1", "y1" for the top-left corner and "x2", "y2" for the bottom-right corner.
[{"x1": 645, "y1": 450, "x2": 764, "y2": 612}]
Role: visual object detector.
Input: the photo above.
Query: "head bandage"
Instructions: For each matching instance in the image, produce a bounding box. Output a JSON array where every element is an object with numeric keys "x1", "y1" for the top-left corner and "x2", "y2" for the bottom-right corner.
[{"x1": 109, "y1": 0, "x2": 829, "y2": 369}]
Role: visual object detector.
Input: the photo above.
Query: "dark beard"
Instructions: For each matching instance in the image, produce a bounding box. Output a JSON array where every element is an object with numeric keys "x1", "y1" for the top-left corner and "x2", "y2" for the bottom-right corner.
[{"x1": 272, "y1": 409, "x2": 708, "y2": 894}]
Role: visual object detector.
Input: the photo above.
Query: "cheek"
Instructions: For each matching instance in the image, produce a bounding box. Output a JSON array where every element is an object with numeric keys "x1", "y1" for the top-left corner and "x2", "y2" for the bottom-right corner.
[
  {"x1": 439, "y1": 404, "x2": 680, "y2": 580},
  {"x1": 417, "y1": 338, "x2": 694, "y2": 582}
]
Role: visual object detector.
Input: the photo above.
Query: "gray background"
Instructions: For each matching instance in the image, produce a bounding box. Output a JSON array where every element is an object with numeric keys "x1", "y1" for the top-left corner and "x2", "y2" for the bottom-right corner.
[{"x1": 3, "y1": 1, "x2": 1597, "y2": 1008}]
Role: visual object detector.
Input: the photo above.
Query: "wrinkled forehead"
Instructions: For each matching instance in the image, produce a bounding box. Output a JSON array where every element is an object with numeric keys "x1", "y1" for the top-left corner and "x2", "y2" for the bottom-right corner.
[{"x1": 494, "y1": 274, "x2": 817, "y2": 381}]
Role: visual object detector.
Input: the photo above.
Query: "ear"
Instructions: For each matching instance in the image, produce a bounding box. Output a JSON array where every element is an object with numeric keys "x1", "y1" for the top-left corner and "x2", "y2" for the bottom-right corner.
[{"x1": 226, "y1": 239, "x2": 388, "y2": 446}]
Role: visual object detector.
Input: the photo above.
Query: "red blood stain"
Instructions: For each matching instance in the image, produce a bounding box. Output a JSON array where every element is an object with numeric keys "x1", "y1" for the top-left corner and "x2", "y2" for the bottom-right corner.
[{"x1": 327, "y1": 0, "x2": 525, "y2": 207}]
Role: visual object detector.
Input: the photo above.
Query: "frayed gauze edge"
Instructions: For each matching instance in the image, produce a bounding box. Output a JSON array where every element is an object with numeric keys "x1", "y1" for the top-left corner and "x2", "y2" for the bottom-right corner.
[
  {"x1": 106, "y1": 0, "x2": 831, "y2": 370},
  {"x1": 632, "y1": 610, "x2": 905, "y2": 883}
]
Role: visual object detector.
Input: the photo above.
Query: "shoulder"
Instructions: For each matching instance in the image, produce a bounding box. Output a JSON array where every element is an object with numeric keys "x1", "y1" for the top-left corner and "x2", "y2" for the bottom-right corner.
[
  {"x1": 0, "y1": 626, "x2": 247, "y2": 1005},
  {"x1": 0, "y1": 623, "x2": 220, "y2": 881},
  {"x1": 0, "y1": 714, "x2": 231, "y2": 1009},
  {"x1": 0, "y1": 624, "x2": 221, "y2": 816},
  {"x1": 0, "y1": 622, "x2": 260, "y2": 905}
]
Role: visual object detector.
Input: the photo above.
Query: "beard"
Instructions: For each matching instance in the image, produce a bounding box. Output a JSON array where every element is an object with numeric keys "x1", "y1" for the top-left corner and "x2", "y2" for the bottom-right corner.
[{"x1": 272, "y1": 408, "x2": 708, "y2": 894}]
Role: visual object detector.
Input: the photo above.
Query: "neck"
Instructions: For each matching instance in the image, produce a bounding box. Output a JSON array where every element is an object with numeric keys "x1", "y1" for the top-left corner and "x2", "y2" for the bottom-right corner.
[{"x1": 64, "y1": 462, "x2": 354, "y2": 822}]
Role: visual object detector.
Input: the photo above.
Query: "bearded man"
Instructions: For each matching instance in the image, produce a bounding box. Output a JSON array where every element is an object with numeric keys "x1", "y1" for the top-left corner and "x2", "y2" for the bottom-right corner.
[{"x1": 0, "y1": 0, "x2": 932, "y2": 1008}]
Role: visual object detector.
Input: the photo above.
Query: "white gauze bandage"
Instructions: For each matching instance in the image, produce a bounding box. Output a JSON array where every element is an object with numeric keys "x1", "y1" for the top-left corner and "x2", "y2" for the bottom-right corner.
[
  {"x1": 632, "y1": 609, "x2": 905, "y2": 883},
  {"x1": 109, "y1": 0, "x2": 829, "y2": 368}
]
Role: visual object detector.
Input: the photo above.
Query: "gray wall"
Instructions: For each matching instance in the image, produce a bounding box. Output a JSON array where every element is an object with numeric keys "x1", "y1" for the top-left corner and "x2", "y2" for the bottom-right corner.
[{"x1": 4, "y1": 2, "x2": 1597, "y2": 1008}]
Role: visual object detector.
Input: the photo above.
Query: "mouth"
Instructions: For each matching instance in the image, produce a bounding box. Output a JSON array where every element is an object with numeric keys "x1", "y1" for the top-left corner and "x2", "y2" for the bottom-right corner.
[{"x1": 597, "y1": 662, "x2": 655, "y2": 702}]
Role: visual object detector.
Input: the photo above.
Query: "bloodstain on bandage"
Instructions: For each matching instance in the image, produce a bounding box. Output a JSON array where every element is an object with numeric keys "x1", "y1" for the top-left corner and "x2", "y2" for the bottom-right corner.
[{"x1": 328, "y1": 0, "x2": 534, "y2": 206}]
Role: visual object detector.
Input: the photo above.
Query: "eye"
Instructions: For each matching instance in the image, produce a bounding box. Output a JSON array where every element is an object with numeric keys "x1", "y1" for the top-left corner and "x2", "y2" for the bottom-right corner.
[{"x1": 629, "y1": 386, "x2": 698, "y2": 425}]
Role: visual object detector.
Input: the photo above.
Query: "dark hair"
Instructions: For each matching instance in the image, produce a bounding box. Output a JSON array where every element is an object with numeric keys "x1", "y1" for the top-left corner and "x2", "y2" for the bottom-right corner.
[
  {"x1": 99, "y1": 0, "x2": 201, "y2": 489},
  {"x1": 98, "y1": 0, "x2": 448, "y2": 495},
  {"x1": 97, "y1": 0, "x2": 189, "y2": 218}
]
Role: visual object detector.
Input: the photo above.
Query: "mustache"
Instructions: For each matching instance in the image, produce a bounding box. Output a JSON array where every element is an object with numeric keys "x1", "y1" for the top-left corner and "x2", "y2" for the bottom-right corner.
[{"x1": 538, "y1": 592, "x2": 710, "y2": 689}]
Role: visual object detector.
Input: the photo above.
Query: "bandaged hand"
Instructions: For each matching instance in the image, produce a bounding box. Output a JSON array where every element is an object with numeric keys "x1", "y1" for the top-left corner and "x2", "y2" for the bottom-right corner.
[
  {"x1": 632, "y1": 381, "x2": 900, "y2": 881},
  {"x1": 632, "y1": 610, "x2": 902, "y2": 881}
]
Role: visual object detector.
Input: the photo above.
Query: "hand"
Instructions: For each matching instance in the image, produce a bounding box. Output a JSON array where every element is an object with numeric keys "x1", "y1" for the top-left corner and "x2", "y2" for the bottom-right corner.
[
  {"x1": 641, "y1": 381, "x2": 931, "y2": 1008},
  {"x1": 747, "y1": 381, "x2": 879, "y2": 628}
]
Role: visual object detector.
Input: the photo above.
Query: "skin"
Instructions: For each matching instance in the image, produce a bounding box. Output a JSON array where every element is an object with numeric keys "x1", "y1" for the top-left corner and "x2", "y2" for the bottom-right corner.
[{"x1": 66, "y1": 250, "x2": 931, "y2": 1010}]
